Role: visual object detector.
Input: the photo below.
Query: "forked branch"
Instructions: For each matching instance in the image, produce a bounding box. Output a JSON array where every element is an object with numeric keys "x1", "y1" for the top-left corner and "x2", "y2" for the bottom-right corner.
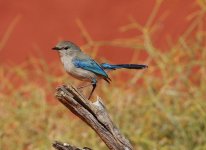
[{"x1": 53, "y1": 85, "x2": 133, "y2": 150}]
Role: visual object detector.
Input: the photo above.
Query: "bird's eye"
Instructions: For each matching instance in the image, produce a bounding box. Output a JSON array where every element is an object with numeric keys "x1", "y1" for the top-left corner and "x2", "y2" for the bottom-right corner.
[{"x1": 64, "y1": 46, "x2": 70, "y2": 50}]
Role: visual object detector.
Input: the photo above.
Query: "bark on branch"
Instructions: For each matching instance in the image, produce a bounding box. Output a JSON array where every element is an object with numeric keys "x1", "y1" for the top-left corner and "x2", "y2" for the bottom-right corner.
[
  {"x1": 53, "y1": 85, "x2": 133, "y2": 150},
  {"x1": 53, "y1": 141, "x2": 91, "y2": 150}
]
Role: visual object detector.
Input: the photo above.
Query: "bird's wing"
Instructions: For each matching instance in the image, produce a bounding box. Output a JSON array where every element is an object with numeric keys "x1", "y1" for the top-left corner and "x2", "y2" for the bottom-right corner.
[{"x1": 72, "y1": 57, "x2": 109, "y2": 79}]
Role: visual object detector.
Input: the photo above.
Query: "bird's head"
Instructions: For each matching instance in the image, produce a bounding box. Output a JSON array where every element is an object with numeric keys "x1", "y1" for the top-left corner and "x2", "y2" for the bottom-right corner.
[{"x1": 52, "y1": 41, "x2": 81, "y2": 55}]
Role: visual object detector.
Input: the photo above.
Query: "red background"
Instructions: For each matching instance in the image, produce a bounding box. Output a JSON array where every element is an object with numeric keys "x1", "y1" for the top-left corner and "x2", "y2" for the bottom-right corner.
[{"x1": 0, "y1": 0, "x2": 198, "y2": 64}]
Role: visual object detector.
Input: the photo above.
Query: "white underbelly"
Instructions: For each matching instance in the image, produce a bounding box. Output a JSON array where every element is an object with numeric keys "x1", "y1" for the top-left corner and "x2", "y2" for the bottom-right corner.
[{"x1": 70, "y1": 68, "x2": 97, "y2": 81}]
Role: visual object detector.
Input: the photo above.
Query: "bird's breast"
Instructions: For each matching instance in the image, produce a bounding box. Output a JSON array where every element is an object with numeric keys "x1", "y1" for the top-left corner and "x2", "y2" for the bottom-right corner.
[{"x1": 60, "y1": 55, "x2": 74, "y2": 73}]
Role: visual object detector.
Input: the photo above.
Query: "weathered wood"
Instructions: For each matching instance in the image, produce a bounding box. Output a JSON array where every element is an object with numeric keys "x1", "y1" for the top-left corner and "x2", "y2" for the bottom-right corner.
[
  {"x1": 54, "y1": 85, "x2": 133, "y2": 150},
  {"x1": 53, "y1": 141, "x2": 92, "y2": 150}
]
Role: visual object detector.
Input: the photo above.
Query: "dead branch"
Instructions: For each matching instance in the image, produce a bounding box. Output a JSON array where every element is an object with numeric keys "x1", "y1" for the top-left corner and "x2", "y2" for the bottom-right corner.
[
  {"x1": 53, "y1": 141, "x2": 92, "y2": 150},
  {"x1": 54, "y1": 85, "x2": 133, "y2": 150}
]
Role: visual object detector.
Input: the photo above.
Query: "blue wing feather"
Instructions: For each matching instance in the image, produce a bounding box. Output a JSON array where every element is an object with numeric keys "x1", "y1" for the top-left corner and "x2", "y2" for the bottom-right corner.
[{"x1": 72, "y1": 58, "x2": 109, "y2": 78}]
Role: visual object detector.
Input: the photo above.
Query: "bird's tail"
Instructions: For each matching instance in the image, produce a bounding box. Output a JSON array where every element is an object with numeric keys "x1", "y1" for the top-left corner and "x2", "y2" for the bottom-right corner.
[{"x1": 101, "y1": 63, "x2": 148, "y2": 70}]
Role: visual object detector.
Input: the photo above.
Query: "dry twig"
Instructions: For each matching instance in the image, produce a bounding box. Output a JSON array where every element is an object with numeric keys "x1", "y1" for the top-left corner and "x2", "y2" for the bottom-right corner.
[{"x1": 53, "y1": 85, "x2": 133, "y2": 150}]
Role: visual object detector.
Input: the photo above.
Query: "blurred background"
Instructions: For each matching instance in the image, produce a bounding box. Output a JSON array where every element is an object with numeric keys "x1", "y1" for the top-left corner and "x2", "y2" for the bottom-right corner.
[{"x1": 0, "y1": 0, "x2": 206, "y2": 149}]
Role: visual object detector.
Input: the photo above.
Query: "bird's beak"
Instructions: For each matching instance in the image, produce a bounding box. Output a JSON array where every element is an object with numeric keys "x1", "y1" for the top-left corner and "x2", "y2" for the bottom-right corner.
[{"x1": 52, "y1": 47, "x2": 61, "y2": 50}]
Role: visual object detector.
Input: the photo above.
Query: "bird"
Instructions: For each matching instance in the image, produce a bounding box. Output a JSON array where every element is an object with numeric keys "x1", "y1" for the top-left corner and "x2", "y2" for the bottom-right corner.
[{"x1": 52, "y1": 41, "x2": 148, "y2": 99}]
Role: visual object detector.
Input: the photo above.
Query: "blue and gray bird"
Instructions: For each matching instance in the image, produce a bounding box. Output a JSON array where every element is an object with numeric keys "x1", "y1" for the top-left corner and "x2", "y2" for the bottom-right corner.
[{"x1": 52, "y1": 41, "x2": 148, "y2": 99}]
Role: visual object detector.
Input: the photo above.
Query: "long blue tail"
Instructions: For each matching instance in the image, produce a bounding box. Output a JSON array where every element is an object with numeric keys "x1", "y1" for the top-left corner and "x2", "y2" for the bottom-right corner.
[{"x1": 101, "y1": 63, "x2": 148, "y2": 70}]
